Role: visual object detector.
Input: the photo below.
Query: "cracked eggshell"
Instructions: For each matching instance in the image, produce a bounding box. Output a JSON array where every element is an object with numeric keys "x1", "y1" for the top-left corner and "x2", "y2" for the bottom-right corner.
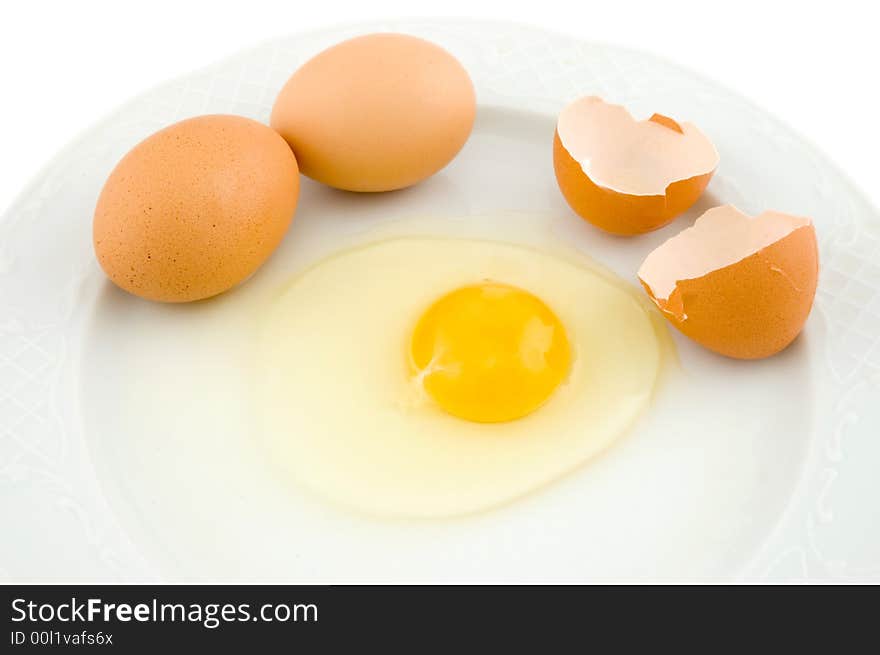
[
  {"x1": 270, "y1": 33, "x2": 476, "y2": 192},
  {"x1": 93, "y1": 115, "x2": 300, "y2": 303},
  {"x1": 638, "y1": 205, "x2": 819, "y2": 359},
  {"x1": 553, "y1": 96, "x2": 718, "y2": 235}
]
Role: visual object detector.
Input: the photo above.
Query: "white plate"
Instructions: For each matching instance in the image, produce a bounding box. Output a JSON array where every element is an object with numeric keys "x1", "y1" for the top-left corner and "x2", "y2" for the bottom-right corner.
[{"x1": 2, "y1": 19, "x2": 879, "y2": 583}]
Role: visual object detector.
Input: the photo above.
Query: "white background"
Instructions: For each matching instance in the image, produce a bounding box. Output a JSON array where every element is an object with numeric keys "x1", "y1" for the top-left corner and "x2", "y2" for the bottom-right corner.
[{"x1": 1, "y1": 0, "x2": 877, "y2": 214}]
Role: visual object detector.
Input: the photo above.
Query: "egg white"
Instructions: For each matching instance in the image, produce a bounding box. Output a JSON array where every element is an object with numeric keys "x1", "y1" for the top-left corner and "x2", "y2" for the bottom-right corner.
[{"x1": 259, "y1": 236, "x2": 661, "y2": 518}]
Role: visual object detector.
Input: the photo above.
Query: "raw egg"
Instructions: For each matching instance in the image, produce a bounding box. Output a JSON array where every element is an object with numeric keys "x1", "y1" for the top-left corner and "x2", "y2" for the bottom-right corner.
[
  {"x1": 93, "y1": 115, "x2": 299, "y2": 302},
  {"x1": 409, "y1": 282, "x2": 572, "y2": 423},
  {"x1": 554, "y1": 96, "x2": 718, "y2": 235},
  {"x1": 638, "y1": 204, "x2": 818, "y2": 359},
  {"x1": 259, "y1": 236, "x2": 663, "y2": 518},
  {"x1": 270, "y1": 33, "x2": 476, "y2": 192}
]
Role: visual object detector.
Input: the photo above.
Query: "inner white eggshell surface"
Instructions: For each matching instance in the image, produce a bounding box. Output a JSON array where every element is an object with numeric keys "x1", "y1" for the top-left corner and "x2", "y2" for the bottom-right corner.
[
  {"x1": 556, "y1": 96, "x2": 719, "y2": 196},
  {"x1": 638, "y1": 204, "x2": 813, "y2": 301}
]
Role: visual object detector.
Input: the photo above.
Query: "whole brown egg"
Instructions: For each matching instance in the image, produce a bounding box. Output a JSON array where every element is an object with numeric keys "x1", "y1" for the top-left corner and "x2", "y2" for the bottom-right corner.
[
  {"x1": 93, "y1": 115, "x2": 299, "y2": 302},
  {"x1": 270, "y1": 33, "x2": 476, "y2": 192}
]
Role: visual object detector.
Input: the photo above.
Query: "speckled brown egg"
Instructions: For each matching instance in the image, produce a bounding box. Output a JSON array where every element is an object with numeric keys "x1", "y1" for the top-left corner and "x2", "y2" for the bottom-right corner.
[{"x1": 93, "y1": 114, "x2": 299, "y2": 302}]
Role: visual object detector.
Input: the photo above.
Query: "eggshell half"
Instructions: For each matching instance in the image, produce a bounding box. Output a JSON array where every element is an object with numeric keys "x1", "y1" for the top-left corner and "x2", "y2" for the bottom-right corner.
[
  {"x1": 270, "y1": 33, "x2": 476, "y2": 192},
  {"x1": 638, "y1": 205, "x2": 819, "y2": 359},
  {"x1": 93, "y1": 115, "x2": 300, "y2": 303},
  {"x1": 554, "y1": 96, "x2": 718, "y2": 235}
]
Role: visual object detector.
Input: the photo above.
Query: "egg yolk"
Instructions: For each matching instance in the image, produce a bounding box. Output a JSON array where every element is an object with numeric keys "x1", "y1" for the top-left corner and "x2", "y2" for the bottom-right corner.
[{"x1": 409, "y1": 282, "x2": 571, "y2": 423}]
